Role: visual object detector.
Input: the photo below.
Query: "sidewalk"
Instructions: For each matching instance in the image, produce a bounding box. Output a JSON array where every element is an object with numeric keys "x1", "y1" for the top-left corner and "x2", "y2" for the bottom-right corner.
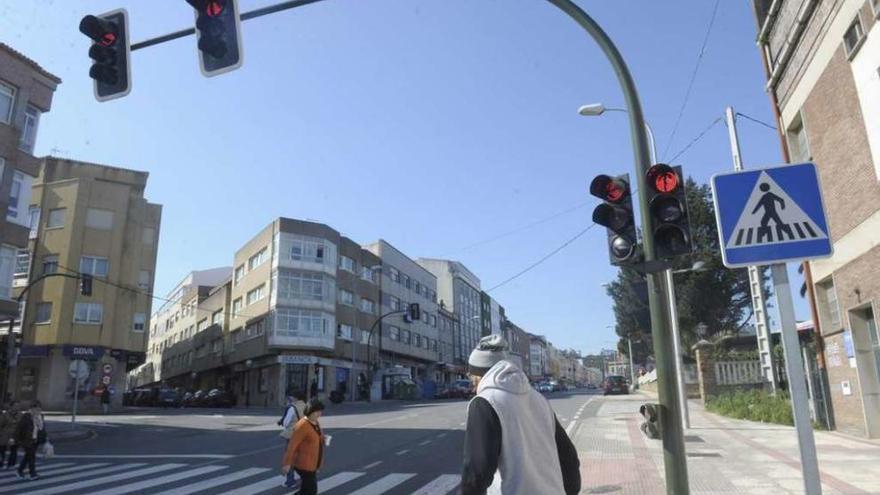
[{"x1": 573, "y1": 393, "x2": 880, "y2": 494}]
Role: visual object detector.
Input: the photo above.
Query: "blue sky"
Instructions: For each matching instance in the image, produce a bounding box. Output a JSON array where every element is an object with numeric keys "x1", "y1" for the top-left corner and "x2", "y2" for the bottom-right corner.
[{"x1": 2, "y1": 0, "x2": 810, "y2": 355}]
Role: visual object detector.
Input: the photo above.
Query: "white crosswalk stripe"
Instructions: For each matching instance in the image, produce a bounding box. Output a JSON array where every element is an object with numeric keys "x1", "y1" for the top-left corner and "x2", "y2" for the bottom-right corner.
[
  {"x1": 320, "y1": 471, "x2": 367, "y2": 491},
  {"x1": 0, "y1": 464, "x2": 87, "y2": 487},
  {"x1": 348, "y1": 473, "x2": 417, "y2": 495},
  {"x1": 0, "y1": 463, "x2": 142, "y2": 492},
  {"x1": 410, "y1": 474, "x2": 461, "y2": 495},
  {"x1": 86, "y1": 465, "x2": 227, "y2": 495},
  {"x1": 151, "y1": 467, "x2": 269, "y2": 495},
  {"x1": 28, "y1": 463, "x2": 185, "y2": 495}
]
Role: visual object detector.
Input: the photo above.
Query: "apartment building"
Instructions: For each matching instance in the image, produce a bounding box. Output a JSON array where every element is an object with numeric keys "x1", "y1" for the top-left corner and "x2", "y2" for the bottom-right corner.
[
  {"x1": 528, "y1": 334, "x2": 547, "y2": 380},
  {"x1": 13, "y1": 157, "x2": 161, "y2": 410},
  {"x1": 0, "y1": 44, "x2": 59, "y2": 326},
  {"x1": 365, "y1": 240, "x2": 439, "y2": 394},
  {"x1": 417, "y1": 259, "x2": 482, "y2": 367},
  {"x1": 503, "y1": 319, "x2": 531, "y2": 372},
  {"x1": 437, "y1": 306, "x2": 461, "y2": 383},
  {"x1": 753, "y1": 0, "x2": 880, "y2": 438}
]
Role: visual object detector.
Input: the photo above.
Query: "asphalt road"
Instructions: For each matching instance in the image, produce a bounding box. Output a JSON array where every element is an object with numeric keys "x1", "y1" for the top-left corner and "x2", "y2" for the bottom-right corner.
[{"x1": 2, "y1": 390, "x2": 601, "y2": 495}]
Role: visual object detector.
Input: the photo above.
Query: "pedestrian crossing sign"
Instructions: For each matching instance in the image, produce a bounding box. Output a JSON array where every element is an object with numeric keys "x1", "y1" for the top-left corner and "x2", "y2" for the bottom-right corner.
[{"x1": 711, "y1": 162, "x2": 832, "y2": 268}]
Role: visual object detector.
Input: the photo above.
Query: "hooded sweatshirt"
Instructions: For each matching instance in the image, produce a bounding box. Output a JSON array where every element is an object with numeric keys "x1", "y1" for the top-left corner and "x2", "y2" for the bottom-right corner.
[{"x1": 461, "y1": 360, "x2": 581, "y2": 495}]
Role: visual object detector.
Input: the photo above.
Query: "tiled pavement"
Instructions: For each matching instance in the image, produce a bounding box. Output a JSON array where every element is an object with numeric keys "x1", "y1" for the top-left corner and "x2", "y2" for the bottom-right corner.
[{"x1": 573, "y1": 393, "x2": 880, "y2": 494}]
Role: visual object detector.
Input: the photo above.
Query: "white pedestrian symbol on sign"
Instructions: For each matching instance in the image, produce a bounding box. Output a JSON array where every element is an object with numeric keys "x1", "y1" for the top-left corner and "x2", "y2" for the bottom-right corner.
[{"x1": 726, "y1": 171, "x2": 828, "y2": 249}]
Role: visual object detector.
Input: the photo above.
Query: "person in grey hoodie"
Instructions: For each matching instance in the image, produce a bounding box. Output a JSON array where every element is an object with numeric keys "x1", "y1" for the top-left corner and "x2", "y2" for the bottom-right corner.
[{"x1": 460, "y1": 335, "x2": 581, "y2": 495}]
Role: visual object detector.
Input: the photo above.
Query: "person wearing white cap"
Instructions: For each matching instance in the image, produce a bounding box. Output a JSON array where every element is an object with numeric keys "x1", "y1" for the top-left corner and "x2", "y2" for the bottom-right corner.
[{"x1": 460, "y1": 335, "x2": 581, "y2": 495}]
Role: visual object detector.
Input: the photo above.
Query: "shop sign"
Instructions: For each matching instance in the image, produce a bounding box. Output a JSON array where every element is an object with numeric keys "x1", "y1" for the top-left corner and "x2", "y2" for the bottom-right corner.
[
  {"x1": 62, "y1": 345, "x2": 104, "y2": 360},
  {"x1": 278, "y1": 355, "x2": 319, "y2": 365}
]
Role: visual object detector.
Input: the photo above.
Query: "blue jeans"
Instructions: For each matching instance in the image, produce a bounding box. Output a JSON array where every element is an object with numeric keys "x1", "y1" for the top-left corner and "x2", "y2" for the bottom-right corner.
[{"x1": 283, "y1": 469, "x2": 299, "y2": 488}]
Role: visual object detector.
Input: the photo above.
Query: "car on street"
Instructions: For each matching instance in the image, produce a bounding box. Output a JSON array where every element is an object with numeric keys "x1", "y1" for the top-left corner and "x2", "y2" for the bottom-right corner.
[
  {"x1": 536, "y1": 382, "x2": 554, "y2": 394},
  {"x1": 603, "y1": 375, "x2": 629, "y2": 395},
  {"x1": 204, "y1": 388, "x2": 236, "y2": 407},
  {"x1": 450, "y1": 379, "x2": 475, "y2": 399},
  {"x1": 587, "y1": 383, "x2": 597, "y2": 390},
  {"x1": 158, "y1": 388, "x2": 182, "y2": 408}
]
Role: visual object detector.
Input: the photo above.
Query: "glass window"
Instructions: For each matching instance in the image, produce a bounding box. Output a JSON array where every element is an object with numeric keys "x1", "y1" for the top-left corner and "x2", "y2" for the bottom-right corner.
[
  {"x1": 340, "y1": 289, "x2": 354, "y2": 306},
  {"x1": 74, "y1": 302, "x2": 103, "y2": 324},
  {"x1": 337, "y1": 324, "x2": 353, "y2": 340},
  {"x1": 212, "y1": 310, "x2": 223, "y2": 327},
  {"x1": 232, "y1": 298, "x2": 242, "y2": 317},
  {"x1": 360, "y1": 297, "x2": 376, "y2": 314},
  {"x1": 787, "y1": 114, "x2": 810, "y2": 163},
  {"x1": 19, "y1": 105, "x2": 40, "y2": 153},
  {"x1": 42, "y1": 255, "x2": 58, "y2": 275},
  {"x1": 403, "y1": 275, "x2": 411, "y2": 289},
  {"x1": 389, "y1": 326, "x2": 400, "y2": 341},
  {"x1": 340, "y1": 256, "x2": 356, "y2": 272},
  {"x1": 844, "y1": 16, "x2": 865, "y2": 57},
  {"x1": 413, "y1": 333, "x2": 421, "y2": 348},
  {"x1": 401, "y1": 329, "x2": 411, "y2": 345},
  {"x1": 248, "y1": 247, "x2": 268, "y2": 270},
  {"x1": 212, "y1": 339, "x2": 222, "y2": 353},
  {"x1": 360, "y1": 328, "x2": 371, "y2": 345},
  {"x1": 133, "y1": 313, "x2": 146, "y2": 332},
  {"x1": 7, "y1": 171, "x2": 27, "y2": 221},
  {"x1": 246, "y1": 284, "x2": 266, "y2": 305},
  {"x1": 234, "y1": 265, "x2": 245, "y2": 284},
  {"x1": 46, "y1": 208, "x2": 65, "y2": 228},
  {"x1": 274, "y1": 308, "x2": 326, "y2": 338},
  {"x1": 138, "y1": 270, "x2": 151, "y2": 289},
  {"x1": 85, "y1": 208, "x2": 114, "y2": 230},
  {"x1": 415, "y1": 282, "x2": 421, "y2": 295},
  {"x1": 388, "y1": 295, "x2": 400, "y2": 311},
  {"x1": 0, "y1": 82, "x2": 14, "y2": 124},
  {"x1": 818, "y1": 280, "x2": 842, "y2": 330},
  {"x1": 197, "y1": 318, "x2": 208, "y2": 332},
  {"x1": 289, "y1": 237, "x2": 326, "y2": 263},
  {"x1": 27, "y1": 206, "x2": 40, "y2": 238},
  {"x1": 143, "y1": 227, "x2": 156, "y2": 245},
  {"x1": 361, "y1": 266, "x2": 374, "y2": 282},
  {"x1": 389, "y1": 267, "x2": 401, "y2": 283},
  {"x1": 35, "y1": 302, "x2": 52, "y2": 324},
  {"x1": 276, "y1": 270, "x2": 327, "y2": 301},
  {"x1": 79, "y1": 256, "x2": 109, "y2": 277}
]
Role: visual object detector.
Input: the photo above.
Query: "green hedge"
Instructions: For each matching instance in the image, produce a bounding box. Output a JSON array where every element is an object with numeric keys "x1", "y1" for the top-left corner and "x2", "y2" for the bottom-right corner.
[{"x1": 706, "y1": 389, "x2": 794, "y2": 426}]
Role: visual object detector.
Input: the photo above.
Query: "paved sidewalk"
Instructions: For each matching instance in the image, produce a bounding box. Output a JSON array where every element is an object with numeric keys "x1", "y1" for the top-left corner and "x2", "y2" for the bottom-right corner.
[{"x1": 572, "y1": 394, "x2": 880, "y2": 494}]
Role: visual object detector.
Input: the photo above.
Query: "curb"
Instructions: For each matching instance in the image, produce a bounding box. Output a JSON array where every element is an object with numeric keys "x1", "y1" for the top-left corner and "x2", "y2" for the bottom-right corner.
[{"x1": 50, "y1": 428, "x2": 97, "y2": 443}]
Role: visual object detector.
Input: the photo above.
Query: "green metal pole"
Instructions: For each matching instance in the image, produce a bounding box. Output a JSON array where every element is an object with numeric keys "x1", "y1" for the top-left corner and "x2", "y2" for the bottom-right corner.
[{"x1": 545, "y1": 1, "x2": 689, "y2": 493}]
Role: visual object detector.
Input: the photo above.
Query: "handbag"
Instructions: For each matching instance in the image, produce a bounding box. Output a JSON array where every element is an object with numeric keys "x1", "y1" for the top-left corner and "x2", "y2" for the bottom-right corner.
[
  {"x1": 39, "y1": 441, "x2": 55, "y2": 459},
  {"x1": 279, "y1": 424, "x2": 294, "y2": 440}
]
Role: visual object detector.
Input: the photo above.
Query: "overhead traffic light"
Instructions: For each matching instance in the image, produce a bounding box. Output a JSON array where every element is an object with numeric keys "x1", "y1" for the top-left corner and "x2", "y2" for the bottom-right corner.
[
  {"x1": 646, "y1": 164, "x2": 693, "y2": 259},
  {"x1": 186, "y1": 0, "x2": 244, "y2": 77},
  {"x1": 590, "y1": 173, "x2": 638, "y2": 265},
  {"x1": 79, "y1": 9, "x2": 131, "y2": 102},
  {"x1": 80, "y1": 274, "x2": 93, "y2": 297}
]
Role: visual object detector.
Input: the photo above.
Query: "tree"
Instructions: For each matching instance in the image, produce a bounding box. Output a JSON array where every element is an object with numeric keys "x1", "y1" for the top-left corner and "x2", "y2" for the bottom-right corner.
[{"x1": 605, "y1": 178, "x2": 770, "y2": 357}]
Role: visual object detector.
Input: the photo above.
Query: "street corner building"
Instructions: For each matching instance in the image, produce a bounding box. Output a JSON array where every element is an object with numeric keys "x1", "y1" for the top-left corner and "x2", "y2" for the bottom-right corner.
[
  {"x1": 10, "y1": 157, "x2": 162, "y2": 411},
  {"x1": 753, "y1": 0, "x2": 880, "y2": 437}
]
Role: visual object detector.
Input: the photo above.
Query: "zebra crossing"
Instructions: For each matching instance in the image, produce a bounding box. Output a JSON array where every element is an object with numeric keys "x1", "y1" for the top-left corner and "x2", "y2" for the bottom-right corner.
[{"x1": 0, "y1": 461, "x2": 460, "y2": 495}]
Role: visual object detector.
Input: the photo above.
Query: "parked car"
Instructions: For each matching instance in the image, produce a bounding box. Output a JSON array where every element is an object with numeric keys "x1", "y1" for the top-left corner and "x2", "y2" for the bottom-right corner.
[
  {"x1": 603, "y1": 375, "x2": 629, "y2": 395},
  {"x1": 157, "y1": 388, "x2": 182, "y2": 408},
  {"x1": 587, "y1": 383, "x2": 597, "y2": 390},
  {"x1": 450, "y1": 379, "x2": 475, "y2": 399},
  {"x1": 183, "y1": 389, "x2": 207, "y2": 407},
  {"x1": 204, "y1": 388, "x2": 236, "y2": 407},
  {"x1": 536, "y1": 382, "x2": 553, "y2": 394}
]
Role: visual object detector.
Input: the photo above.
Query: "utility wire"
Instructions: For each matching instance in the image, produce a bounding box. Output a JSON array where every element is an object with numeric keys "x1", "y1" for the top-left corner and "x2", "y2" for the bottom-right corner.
[
  {"x1": 667, "y1": 116, "x2": 723, "y2": 164},
  {"x1": 736, "y1": 112, "x2": 777, "y2": 131},
  {"x1": 661, "y1": 0, "x2": 722, "y2": 161},
  {"x1": 486, "y1": 224, "x2": 597, "y2": 293}
]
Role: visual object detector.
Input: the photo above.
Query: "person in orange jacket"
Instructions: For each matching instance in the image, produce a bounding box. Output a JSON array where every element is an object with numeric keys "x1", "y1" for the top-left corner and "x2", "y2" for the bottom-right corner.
[{"x1": 282, "y1": 398, "x2": 327, "y2": 495}]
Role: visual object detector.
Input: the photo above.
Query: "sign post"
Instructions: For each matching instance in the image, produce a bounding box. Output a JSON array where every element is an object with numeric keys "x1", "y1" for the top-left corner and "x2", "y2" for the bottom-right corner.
[
  {"x1": 68, "y1": 359, "x2": 89, "y2": 428},
  {"x1": 712, "y1": 162, "x2": 832, "y2": 495}
]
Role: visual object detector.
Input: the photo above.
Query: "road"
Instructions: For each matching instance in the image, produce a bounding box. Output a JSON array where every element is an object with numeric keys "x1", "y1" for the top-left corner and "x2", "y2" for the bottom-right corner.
[{"x1": 2, "y1": 389, "x2": 601, "y2": 495}]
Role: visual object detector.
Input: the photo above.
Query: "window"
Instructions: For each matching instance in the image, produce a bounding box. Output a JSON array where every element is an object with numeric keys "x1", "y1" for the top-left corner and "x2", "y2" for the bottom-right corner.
[
  {"x1": 234, "y1": 265, "x2": 245, "y2": 284},
  {"x1": 844, "y1": 15, "x2": 865, "y2": 58},
  {"x1": 143, "y1": 227, "x2": 156, "y2": 245},
  {"x1": 138, "y1": 270, "x2": 151, "y2": 290},
  {"x1": 360, "y1": 297, "x2": 376, "y2": 314},
  {"x1": 389, "y1": 267, "x2": 400, "y2": 283},
  {"x1": 245, "y1": 320, "x2": 265, "y2": 339},
  {"x1": 46, "y1": 208, "x2": 65, "y2": 229},
  {"x1": 340, "y1": 289, "x2": 354, "y2": 306},
  {"x1": 340, "y1": 256, "x2": 356, "y2": 273},
  {"x1": 27, "y1": 206, "x2": 40, "y2": 238},
  {"x1": 13, "y1": 250, "x2": 29, "y2": 279},
  {"x1": 7, "y1": 171, "x2": 33, "y2": 223},
  {"x1": 274, "y1": 308, "x2": 326, "y2": 337},
  {"x1": 85, "y1": 208, "x2": 114, "y2": 230},
  {"x1": 42, "y1": 255, "x2": 58, "y2": 275},
  {"x1": 232, "y1": 329, "x2": 243, "y2": 344},
  {"x1": 389, "y1": 326, "x2": 400, "y2": 341},
  {"x1": 415, "y1": 282, "x2": 421, "y2": 295},
  {"x1": 74, "y1": 303, "x2": 103, "y2": 324},
  {"x1": 787, "y1": 114, "x2": 810, "y2": 163},
  {"x1": 0, "y1": 246, "x2": 14, "y2": 300},
  {"x1": 249, "y1": 248, "x2": 268, "y2": 270},
  {"x1": 212, "y1": 310, "x2": 223, "y2": 327},
  {"x1": 865, "y1": 308, "x2": 880, "y2": 384},
  {"x1": 212, "y1": 339, "x2": 222, "y2": 353},
  {"x1": 388, "y1": 295, "x2": 400, "y2": 311},
  {"x1": 197, "y1": 318, "x2": 208, "y2": 332},
  {"x1": 360, "y1": 329, "x2": 372, "y2": 345},
  {"x1": 19, "y1": 105, "x2": 40, "y2": 153},
  {"x1": 133, "y1": 313, "x2": 146, "y2": 332},
  {"x1": 246, "y1": 285, "x2": 266, "y2": 305},
  {"x1": 361, "y1": 266, "x2": 374, "y2": 283},
  {"x1": 403, "y1": 275, "x2": 411, "y2": 289},
  {"x1": 79, "y1": 256, "x2": 109, "y2": 277},
  {"x1": 0, "y1": 82, "x2": 14, "y2": 123},
  {"x1": 401, "y1": 329, "x2": 411, "y2": 345},
  {"x1": 817, "y1": 280, "x2": 841, "y2": 330},
  {"x1": 35, "y1": 302, "x2": 52, "y2": 324},
  {"x1": 289, "y1": 237, "x2": 326, "y2": 263},
  {"x1": 430, "y1": 314, "x2": 437, "y2": 327},
  {"x1": 413, "y1": 333, "x2": 421, "y2": 348},
  {"x1": 232, "y1": 298, "x2": 243, "y2": 317},
  {"x1": 338, "y1": 324, "x2": 353, "y2": 340},
  {"x1": 276, "y1": 270, "x2": 327, "y2": 301}
]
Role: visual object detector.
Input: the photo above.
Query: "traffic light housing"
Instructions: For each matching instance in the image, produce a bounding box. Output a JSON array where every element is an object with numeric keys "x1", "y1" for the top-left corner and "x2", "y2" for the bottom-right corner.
[
  {"x1": 408, "y1": 303, "x2": 421, "y2": 322},
  {"x1": 590, "y1": 173, "x2": 638, "y2": 265},
  {"x1": 186, "y1": 0, "x2": 244, "y2": 77},
  {"x1": 79, "y1": 9, "x2": 131, "y2": 102},
  {"x1": 646, "y1": 164, "x2": 693, "y2": 259},
  {"x1": 80, "y1": 274, "x2": 93, "y2": 297}
]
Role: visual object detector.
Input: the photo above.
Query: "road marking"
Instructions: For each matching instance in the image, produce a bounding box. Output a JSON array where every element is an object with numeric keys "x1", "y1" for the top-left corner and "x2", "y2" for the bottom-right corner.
[
  {"x1": 0, "y1": 464, "x2": 142, "y2": 492},
  {"x1": 0, "y1": 463, "x2": 107, "y2": 487},
  {"x1": 395, "y1": 449, "x2": 410, "y2": 455},
  {"x1": 459, "y1": 422, "x2": 466, "y2": 426},
  {"x1": 565, "y1": 420, "x2": 577, "y2": 436},
  {"x1": 418, "y1": 439, "x2": 432, "y2": 446},
  {"x1": 152, "y1": 467, "x2": 269, "y2": 495},
  {"x1": 216, "y1": 477, "x2": 281, "y2": 495},
  {"x1": 435, "y1": 433, "x2": 447, "y2": 439},
  {"x1": 87, "y1": 465, "x2": 227, "y2": 495},
  {"x1": 53, "y1": 454, "x2": 234, "y2": 459},
  {"x1": 348, "y1": 473, "x2": 416, "y2": 495},
  {"x1": 362, "y1": 461, "x2": 383, "y2": 470},
  {"x1": 28, "y1": 464, "x2": 179, "y2": 495},
  {"x1": 320, "y1": 471, "x2": 367, "y2": 491},
  {"x1": 410, "y1": 474, "x2": 461, "y2": 495}
]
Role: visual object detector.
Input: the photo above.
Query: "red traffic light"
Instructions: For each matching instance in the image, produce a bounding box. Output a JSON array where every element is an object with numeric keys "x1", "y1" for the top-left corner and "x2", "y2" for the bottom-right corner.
[
  {"x1": 647, "y1": 164, "x2": 680, "y2": 194},
  {"x1": 590, "y1": 175, "x2": 629, "y2": 203},
  {"x1": 206, "y1": 0, "x2": 226, "y2": 16},
  {"x1": 79, "y1": 15, "x2": 118, "y2": 47}
]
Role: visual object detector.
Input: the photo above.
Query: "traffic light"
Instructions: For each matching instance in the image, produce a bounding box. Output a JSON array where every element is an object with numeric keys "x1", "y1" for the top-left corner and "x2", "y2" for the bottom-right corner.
[
  {"x1": 639, "y1": 403, "x2": 661, "y2": 439},
  {"x1": 590, "y1": 173, "x2": 638, "y2": 265},
  {"x1": 408, "y1": 303, "x2": 421, "y2": 322},
  {"x1": 646, "y1": 164, "x2": 693, "y2": 259},
  {"x1": 186, "y1": 0, "x2": 244, "y2": 77},
  {"x1": 80, "y1": 274, "x2": 93, "y2": 297},
  {"x1": 79, "y1": 9, "x2": 131, "y2": 102}
]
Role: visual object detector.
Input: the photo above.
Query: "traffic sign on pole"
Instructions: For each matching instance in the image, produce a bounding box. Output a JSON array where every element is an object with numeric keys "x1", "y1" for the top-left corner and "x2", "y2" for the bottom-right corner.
[
  {"x1": 68, "y1": 360, "x2": 89, "y2": 381},
  {"x1": 711, "y1": 162, "x2": 832, "y2": 268}
]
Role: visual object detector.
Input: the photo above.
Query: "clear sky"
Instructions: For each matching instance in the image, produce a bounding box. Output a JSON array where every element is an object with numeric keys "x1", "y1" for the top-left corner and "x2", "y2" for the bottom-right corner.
[{"x1": 2, "y1": 0, "x2": 810, "y2": 355}]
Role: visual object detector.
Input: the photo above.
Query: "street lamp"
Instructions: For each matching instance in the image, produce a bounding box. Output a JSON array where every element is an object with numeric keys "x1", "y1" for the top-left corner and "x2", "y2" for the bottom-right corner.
[{"x1": 578, "y1": 103, "x2": 658, "y2": 163}]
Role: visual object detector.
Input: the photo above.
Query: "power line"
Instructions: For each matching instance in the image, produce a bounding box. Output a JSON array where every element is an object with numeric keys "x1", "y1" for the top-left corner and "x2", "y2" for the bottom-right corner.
[
  {"x1": 667, "y1": 116, "x2": 723, "y2": 164},
  {"x1": 736, "y1": 112, "x2": 777, "y2": 131},
  {"x1": 486, "y1": 224, "x2": 597, "y2": 293},
  {"x1": 661, "y1": 0, "x2": 722, "y2": 161}
]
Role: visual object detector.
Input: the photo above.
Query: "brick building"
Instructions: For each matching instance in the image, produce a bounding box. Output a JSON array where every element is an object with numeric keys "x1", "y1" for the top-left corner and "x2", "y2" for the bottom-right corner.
[{"x1": 753, "y1": 0, "x2": 880, "y2": 438}]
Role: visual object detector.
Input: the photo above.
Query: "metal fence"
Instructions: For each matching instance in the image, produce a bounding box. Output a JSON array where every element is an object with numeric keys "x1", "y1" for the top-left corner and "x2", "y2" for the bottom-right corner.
[{"x1": 714, "y1": 360, "x2": 763, "y2": 386}]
